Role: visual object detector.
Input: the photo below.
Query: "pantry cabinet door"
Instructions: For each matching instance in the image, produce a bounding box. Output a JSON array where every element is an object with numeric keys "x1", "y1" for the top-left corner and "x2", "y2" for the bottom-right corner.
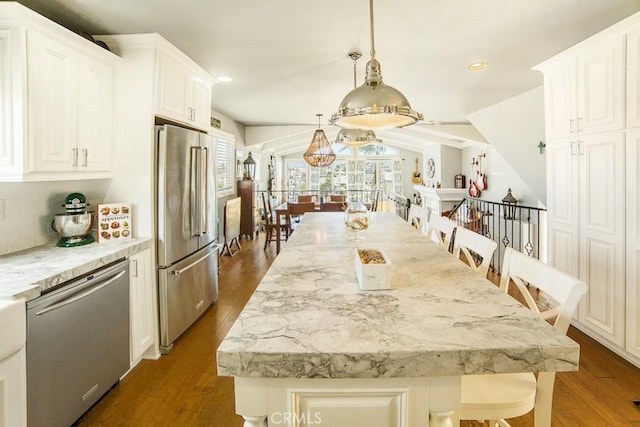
[
  {"x1": 546, "y1": 137, "x2": 580, "y2": 278},
  {"x1": 626, "y1": 130, "x2": 640, "y2": 359},
  {"x1": 578, "y1": 131, "x2": 626, "y2": 347},
  {"x1": 27, "y1": 29, "x2": 77, "y2": 173}
]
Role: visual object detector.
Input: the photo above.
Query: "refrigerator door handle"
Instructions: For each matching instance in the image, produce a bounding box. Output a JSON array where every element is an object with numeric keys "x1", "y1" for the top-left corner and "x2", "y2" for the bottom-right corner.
[
  {"x1": 170, "y1": 245, "x2": 219, "y2": 275},
  {"x1": 190, "y1": 147, "x2": 201, "y2": 236},
  {"x1": 200, "y1": 147, "x2": 208, "y2": 235}
]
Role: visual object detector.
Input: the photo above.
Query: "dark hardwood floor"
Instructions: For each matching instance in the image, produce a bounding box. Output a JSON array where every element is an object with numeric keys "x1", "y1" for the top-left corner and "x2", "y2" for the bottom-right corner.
[{"x1": 77, "y1": 233, "x2": 640, "y2": 426}]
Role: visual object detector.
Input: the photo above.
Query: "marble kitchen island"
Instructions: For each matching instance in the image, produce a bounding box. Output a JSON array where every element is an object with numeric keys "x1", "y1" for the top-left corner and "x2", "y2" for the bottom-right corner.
[{"x1": 217, "y1": 213, "x2": 580, "y2": 427}]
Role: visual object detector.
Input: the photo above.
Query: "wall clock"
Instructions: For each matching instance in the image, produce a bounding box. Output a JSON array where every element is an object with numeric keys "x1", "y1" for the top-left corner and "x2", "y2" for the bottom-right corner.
[{"x1": 427, "y1": 158, "x2": 436, "y2": 178}]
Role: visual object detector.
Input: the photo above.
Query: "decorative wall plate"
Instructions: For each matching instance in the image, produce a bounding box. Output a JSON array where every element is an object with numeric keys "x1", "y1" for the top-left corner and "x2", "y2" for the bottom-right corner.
[{"x1": 427, "y1": 158, "x2": 436, "y2": 178}]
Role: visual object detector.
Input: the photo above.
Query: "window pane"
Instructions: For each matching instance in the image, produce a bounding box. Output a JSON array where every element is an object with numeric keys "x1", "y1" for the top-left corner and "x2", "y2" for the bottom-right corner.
[{"x1": 216, "y1": 137, "x2": 234, "y2": 191}]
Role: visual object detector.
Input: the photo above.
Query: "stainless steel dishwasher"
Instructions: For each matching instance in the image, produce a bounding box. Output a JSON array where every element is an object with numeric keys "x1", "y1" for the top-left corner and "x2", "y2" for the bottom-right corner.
[{"x1": 26, "y1": 258, "x2": 130, "y2": 427}]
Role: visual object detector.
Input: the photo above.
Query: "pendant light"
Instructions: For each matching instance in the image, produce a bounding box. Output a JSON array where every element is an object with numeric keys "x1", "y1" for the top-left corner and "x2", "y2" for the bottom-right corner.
[
  {"x1": 303, "y1": 114, "x2": 336, "y2": 167},
  {"x1": 331, "y1": 0, "x2": 422, "y2": 130},
  {"x1": 335, "y1": 52, "x2": 382, "y2": 147}
]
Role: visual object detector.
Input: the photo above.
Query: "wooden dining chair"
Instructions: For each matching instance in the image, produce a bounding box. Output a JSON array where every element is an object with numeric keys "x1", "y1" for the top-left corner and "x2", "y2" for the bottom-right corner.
[
  {"x1": 297, "y1": 195, "x2": 314, "y2": 203},
  {"x1": 452, "y1": 226, "x2": 497, "y2": 277},
  {"x1": 320, "y1": 202, "x2": 346, "y2": 212},
  {"x1": 425, "y1": 214, "x2": 456, "y2": 250},
  {"x1": 459, "y1": 247, "x2": 588, "y2": 427},
  {"x1": 329, "y1": 194, "x2": 346, "y2": 203},
  {"x1": 288, "y1": 202, "x2": 315, "y2": 222},
  {"x1": 261, "y1": 193, "x2": 290, "y2": 253}
]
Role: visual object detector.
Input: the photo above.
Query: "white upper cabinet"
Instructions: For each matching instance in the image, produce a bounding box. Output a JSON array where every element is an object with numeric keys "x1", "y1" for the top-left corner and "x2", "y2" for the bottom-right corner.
[
  {"x1": 0, "y1": 3, "x2": 117, "y2": 181},
  {"x1": 626, "y1": 27, "x2": 640, "y2": 128},
  {"x1": 540, "y1": 34, "x2": 625, "y2": 139},
  {"x1": 155, "y1": 48, "x2": 213, "y2": 131}
]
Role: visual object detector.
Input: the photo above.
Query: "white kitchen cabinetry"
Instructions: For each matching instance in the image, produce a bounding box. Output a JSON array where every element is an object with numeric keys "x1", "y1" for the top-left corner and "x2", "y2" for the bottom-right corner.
[
  {"x1": 155, "y1": 48, "x2": 213, "y2": 131},
  {"x1": 129, "y1": 248, "x2": 156, "y2": 366},
  {"x1": 538, "y1": 12, "x2": 640, "y2": 368},
  {"x1": 546, "y1": 131, "x2": 626, "y2": 346},
  {"x1": 541, "y1": 34, "x2": 625, "y2": 139},
  {"x1": 0, "y1": 3, "x2": 117, "y2": 181}
]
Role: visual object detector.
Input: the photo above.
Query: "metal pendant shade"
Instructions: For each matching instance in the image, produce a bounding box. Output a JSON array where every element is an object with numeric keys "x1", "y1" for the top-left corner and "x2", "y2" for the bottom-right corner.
[
  {"x1": 303, "y1": 114, "x2": 336, "y2": 167},
  {"x1": 335, "y1": 52, "x2": 383, "y2": 147},
  {"x1": 331, "y1": 0, "x2": 422, "y2": 130},
  {"x1": 335, "y1": 128, "x2": 381, "y2": 147}
]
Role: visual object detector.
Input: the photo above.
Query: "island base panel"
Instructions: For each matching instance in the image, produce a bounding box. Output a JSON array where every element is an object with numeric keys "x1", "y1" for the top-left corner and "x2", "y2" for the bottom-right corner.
[{"x1": 234, "y1": 376, "x2": 460, "y2": 427}]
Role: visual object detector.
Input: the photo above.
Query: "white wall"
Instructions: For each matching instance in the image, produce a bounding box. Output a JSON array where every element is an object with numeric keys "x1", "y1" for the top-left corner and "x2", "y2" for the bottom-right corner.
[
  {"x1": 467, "y1": 86, "x2": 546, "y2": 205},
  {"x1": 461, "y1": 144, "x2": 542, "y2": 208},
  {"x1": 0, "y1": 180, "x2": 111, "y2": 255}
]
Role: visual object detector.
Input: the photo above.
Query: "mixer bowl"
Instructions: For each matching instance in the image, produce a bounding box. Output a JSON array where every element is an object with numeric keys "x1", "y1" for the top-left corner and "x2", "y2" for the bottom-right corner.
[{"x1": 52, "y1": 213, "x2": 94, "y2": 237}]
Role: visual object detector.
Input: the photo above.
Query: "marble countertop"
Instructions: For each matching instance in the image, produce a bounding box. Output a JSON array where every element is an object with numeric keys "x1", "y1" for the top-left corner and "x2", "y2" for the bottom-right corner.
[
  {"x1": 217, "y1": 212, "x2": 580, "y2": 379},
  {"x1": 0, "y1": 238, "x2": 152, "y2": 301}
]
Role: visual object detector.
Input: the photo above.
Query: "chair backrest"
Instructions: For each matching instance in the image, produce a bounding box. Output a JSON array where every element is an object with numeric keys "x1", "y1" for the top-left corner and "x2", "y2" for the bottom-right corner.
[
  {"x1": 261, "y1": 192, "x2": 274, "y2": 225},
  {"x1": 408, "y1": 204, "x2": 429, "y2": 235},
  {"x1": 499, "y1": 247, "x2": 587, "y2": 425},
  {"x1": 499, "y1": 247, "x2": 587, "y2": 335},
  {"x1": 289, "y1": 202, "x2": 315, "y2": 215},
  {"x1": 321, "y1": 202, "x2": 345, "y2": 212},
  {"x1": 370, "y1": 190, "x2": 380, "y2": 212},
  {"x1": 329, "y1": 194, "x2": 346, "y2": 202},
  {"x1": 426, "y1": 214, "x2": 456, "y2": 249},
  {"x1": 452, "y1": 227, "x2": 497, "y2": 277},
  {"x1": 297, "y1": 195, "x2": 314, "y2": 203}
]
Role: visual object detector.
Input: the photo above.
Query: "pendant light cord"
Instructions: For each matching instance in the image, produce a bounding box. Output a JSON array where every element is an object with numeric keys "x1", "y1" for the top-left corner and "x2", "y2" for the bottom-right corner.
[{"x1": 369, "y1": 0, "x2": 376, "y2": 60}]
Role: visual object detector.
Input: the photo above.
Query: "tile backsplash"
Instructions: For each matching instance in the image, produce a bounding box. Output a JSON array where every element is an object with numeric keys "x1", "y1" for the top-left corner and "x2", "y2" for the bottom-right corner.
[{"x1": 0, "y1": 180, "x2": 110, "y2": 256}]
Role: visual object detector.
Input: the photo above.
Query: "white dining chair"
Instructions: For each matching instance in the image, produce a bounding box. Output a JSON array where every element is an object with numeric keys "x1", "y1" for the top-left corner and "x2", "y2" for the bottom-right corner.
[
  {"x1": 408, "y1": 204, "x2": 430, "y2": 235},
  {"x1": 459, "y1": 247, "x2": 588, "y2": 427},
  {"x1": 452, "y1": 226, "x2": 497, "y2": 278},
  {"x1": 425, "y1": 214, "x2": 456, "y2": 250}
]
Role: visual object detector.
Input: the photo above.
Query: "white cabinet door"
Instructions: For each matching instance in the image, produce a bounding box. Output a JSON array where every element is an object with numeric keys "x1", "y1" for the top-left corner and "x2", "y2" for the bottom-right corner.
[
  {"x1": 129, "y1": 248, "x2": 155, "y2": 365},
  {"x1": 577, "y1": 131, "x2": 626, "y2": 346},
  {"x1": 626, "y1": 129, "x2": 640, "y2": 359},
  {"x1": 155, "y1": 49, "x2": 212, "y2": 130},
  {"x1": 0, "y1": 29, "x2": 15, "y2": 173},
  {"x1": 543, "y1": 34, "x2": 625, "y2": 139},
  {"x1": 77, "y1": 57, "x2": 113, "y2": 172},
  {"x1": 191, "y1": 74, "x2": 212, "y2": 128},
  {"x1": 543, "y1": 61, "x2": 577, "y2": 139},
  {"x1": 576, "y1": 35, "x2": 626, "y2": 135},
  {"x1": 627, "y1": 27, "x2": 640, "y2": 128},
  {"x1": 546, "y1": 137, "x2": 580, "y2": 278},
  {"x1": 27, "y1": 29, "x2": 77, "y2": 173},
  {"x1": 156, "y1": 50, "x2": 191, "y2": 123}
]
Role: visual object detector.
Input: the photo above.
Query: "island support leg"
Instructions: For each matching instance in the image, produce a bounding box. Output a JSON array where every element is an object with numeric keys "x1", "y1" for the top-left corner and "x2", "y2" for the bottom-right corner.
[
  {"x1": 428, "y1": 376, "x2": 460, "y2": 427},
  {"x1": 242, "y1": 415, "x2": 267, "y2": 427}
]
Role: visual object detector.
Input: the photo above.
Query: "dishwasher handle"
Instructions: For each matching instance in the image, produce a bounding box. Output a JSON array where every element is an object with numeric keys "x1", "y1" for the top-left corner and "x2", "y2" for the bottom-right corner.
[{"x1": 35, "y1": 270, "x2": 127, "y2": 316}]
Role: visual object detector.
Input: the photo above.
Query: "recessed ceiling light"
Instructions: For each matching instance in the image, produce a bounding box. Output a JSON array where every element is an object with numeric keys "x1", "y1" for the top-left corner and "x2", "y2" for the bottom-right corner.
[
  {"x1": 217, "y1": 75, "x2": 233, "y2": 83},
  {"x1": 467, "y1": 62, "x2": 488, "y2": 71}
]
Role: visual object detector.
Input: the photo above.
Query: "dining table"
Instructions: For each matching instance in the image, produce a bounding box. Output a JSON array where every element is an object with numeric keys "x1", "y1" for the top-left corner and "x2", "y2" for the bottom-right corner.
[{"x1": 217, "y1": 212, "x2": 581, "y2": 427}]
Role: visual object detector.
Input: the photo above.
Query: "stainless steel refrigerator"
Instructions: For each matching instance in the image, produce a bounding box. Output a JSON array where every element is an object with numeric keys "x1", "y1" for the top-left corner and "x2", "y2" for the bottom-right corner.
[{"x1": 156, "y1": 124, "x2": 220, "y2": 354}]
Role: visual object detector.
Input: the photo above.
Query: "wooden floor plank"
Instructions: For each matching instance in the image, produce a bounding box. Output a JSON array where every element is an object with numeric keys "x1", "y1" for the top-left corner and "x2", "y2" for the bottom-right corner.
[{"x1": 76, "y1": 232, "x2": 640, "y2": 426}]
